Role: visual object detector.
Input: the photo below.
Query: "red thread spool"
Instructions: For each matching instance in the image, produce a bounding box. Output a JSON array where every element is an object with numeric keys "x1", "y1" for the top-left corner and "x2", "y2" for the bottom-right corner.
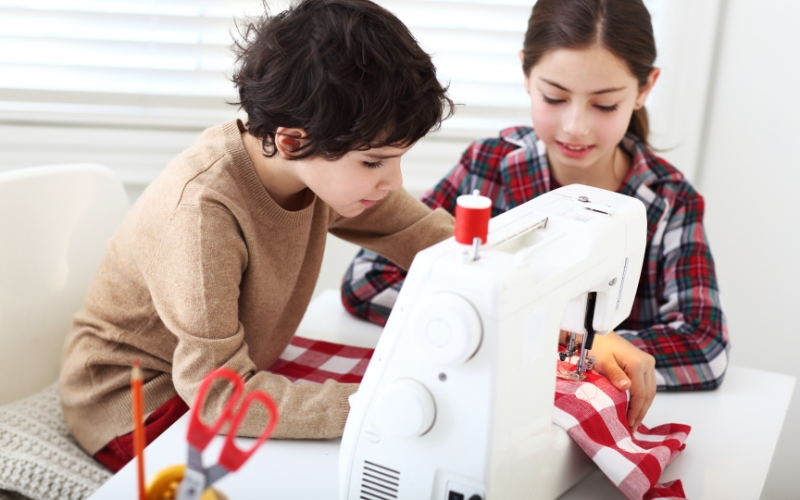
[{"x1": 455, "y1": 192, "x2": 492, "y2": 245}]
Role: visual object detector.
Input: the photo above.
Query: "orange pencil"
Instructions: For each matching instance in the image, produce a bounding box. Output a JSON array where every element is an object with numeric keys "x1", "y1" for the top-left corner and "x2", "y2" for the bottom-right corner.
[{"x1": 131, "y1": 360, "x2": 146, "y2": 500}]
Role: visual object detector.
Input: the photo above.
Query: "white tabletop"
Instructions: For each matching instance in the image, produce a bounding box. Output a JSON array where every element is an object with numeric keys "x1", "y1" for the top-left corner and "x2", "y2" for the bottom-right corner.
[{"x1": 90, "y1": 290, "x2": 796, "y2": 500}]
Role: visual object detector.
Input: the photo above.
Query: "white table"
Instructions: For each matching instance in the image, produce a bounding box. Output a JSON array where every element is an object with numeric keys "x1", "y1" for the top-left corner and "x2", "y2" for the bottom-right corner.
[{"x1": 90, "y1": 290, "x2": 796, "y2": 500}]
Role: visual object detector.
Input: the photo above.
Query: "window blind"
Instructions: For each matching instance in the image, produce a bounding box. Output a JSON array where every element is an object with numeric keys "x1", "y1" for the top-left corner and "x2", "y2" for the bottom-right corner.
[
  {"x1": 0, "y1": 0, "x2": 273, "y2": 128},
  {"x1": 0, "y1": 0, "x2": 671, "y2": 194}
]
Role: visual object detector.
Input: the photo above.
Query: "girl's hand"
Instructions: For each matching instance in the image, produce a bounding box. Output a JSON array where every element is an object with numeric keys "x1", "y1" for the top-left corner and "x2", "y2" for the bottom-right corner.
[{"x1": 588, "y1": 330, "x2": 656, "y2": 432}]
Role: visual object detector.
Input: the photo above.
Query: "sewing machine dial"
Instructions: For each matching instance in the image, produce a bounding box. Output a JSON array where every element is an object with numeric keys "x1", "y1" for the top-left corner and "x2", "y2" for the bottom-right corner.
[
  {"x1": 378, "y1": 378, "x2": 436, "y2": 438},
  {"x1": 410, "y1": 292, "x2": 483, "y2": 366}
]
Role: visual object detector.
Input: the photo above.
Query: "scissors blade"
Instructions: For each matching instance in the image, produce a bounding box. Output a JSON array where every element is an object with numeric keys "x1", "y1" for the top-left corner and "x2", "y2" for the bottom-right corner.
[
  {"x1": 176, "y1": 447, "x2": 207, "y2": 500},
  {"x1": 175, "y1": 466, "x2": 206, "y2": 500},
  {"x1": 206, "y1": 464, "x2": 229, "y2": 486}
]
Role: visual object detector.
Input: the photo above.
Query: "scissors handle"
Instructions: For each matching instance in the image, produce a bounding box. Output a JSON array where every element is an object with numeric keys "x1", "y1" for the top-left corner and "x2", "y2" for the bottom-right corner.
[
  {"x1": 217, "y1": 391, "x2": 279, "y2": 473},
  {"x1": 187, "y1": 368, "x2": 245, "y2": 451}
]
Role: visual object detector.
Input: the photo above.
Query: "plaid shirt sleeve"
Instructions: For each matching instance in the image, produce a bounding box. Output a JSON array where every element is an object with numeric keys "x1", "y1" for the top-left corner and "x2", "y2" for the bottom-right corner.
[
  {"x1": 617, "y1": 188, "x2": 730, "y2": 391},
  {"x1": 340, "y1": 249, "x2": 405, "y2": 326}
]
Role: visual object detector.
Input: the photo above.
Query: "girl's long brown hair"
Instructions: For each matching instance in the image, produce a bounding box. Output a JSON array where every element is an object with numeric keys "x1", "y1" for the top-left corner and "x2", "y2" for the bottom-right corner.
[{"x1": 521, "y1": 0, "x2": 656, "y2": 145}]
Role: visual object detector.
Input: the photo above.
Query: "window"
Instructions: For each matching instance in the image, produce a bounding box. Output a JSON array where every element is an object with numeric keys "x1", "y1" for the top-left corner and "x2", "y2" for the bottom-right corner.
[{"x1": 1, "y1": 0, "x2": 714, "y2": 198}]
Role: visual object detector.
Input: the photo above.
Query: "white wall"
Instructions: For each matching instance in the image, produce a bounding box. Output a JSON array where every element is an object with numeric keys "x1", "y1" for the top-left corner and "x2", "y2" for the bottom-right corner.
[
  {"x1": 696, "y1": 1, "x2": 800, "y2": 498},
  {"x1": 646, "y1": 0, "x2": 721, "y2": 182}
]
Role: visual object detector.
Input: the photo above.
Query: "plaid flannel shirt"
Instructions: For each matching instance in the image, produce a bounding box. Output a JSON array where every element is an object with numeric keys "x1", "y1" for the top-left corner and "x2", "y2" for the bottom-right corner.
[{"x1": 341, "y1": 126, "x2": 730, "y2": 391}]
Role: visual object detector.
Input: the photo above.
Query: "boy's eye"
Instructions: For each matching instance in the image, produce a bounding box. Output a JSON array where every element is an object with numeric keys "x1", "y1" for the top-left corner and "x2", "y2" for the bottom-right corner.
[
  {"x1": 542, "y1": 95, "x2": 564, "y2": 105},
  {"x1": 363, "y1": 160, "x2": 383, "y2": 169},
  {"x1": 595, "y1": 104, "x2": 618, "y2": 113}
]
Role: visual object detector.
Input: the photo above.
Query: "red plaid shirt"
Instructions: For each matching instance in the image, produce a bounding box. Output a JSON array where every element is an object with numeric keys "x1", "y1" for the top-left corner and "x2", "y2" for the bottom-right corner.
[{"x1": 341, "y1": 127, "x2": 729, "y2": 391}]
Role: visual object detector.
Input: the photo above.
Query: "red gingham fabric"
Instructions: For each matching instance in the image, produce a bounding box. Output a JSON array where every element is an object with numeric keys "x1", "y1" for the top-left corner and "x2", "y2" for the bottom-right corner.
[
  {"x1": 554, "y1": 360, "x2": 690, "y2": 500},
  {"x1": 272, "y1": 337, "x2": 690, "y2": 499},
  {"x1": 644, "y1": 480, "x2": 686, "y2": 500},
  {"x1": 94, "y1": 337, "x2": 374, "y2": 471},
  {"x1": 267, "y1": 336, "x2": 373, "y2": 384}
]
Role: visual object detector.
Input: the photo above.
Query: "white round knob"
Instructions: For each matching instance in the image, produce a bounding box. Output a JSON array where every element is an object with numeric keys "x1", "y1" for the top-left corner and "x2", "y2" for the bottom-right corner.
[
  {"x1": 378, "y1": 379, "x2": 436, "y2": 438},
  {"x1": 411, "y1": 292, "x2": 482, "y2": 366}
]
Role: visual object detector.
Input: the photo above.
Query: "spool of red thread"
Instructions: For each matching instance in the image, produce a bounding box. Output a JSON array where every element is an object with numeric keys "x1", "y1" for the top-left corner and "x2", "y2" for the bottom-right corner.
[{"x1": 455, "y1": 190, "x2": 492, "y2": 245}]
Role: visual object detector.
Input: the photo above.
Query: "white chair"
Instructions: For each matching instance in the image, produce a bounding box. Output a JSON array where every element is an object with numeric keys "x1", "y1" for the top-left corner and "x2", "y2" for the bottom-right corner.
[{"x1": 0, "y1": 164, "x2": 129, "y2": 405}]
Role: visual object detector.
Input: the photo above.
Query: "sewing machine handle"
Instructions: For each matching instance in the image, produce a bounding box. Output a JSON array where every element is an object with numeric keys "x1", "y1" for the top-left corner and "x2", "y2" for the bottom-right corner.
[{"x1": 513, "y1": 230, "x2": 564, "y2": 268}]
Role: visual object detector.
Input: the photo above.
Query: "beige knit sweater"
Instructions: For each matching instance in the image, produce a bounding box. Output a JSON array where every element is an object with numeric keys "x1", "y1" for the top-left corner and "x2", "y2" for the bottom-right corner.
[{"x1": 59, "y1": 120, "x2": 454, "y2": 455}]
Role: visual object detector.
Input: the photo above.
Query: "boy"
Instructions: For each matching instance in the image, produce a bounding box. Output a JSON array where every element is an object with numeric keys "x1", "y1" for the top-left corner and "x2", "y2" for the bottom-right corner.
[{"x1": 59, "y1": 0, "x2": 455, "y2": 470}]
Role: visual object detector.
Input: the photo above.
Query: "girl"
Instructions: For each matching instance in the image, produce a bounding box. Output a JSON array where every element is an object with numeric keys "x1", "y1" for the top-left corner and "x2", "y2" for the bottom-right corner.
[{"x1": 341, "y1": 0, "x2": 729, "y2": 433}]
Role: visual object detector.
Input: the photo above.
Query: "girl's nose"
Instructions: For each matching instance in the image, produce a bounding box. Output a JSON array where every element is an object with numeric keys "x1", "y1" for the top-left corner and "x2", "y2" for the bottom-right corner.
[{"x1": 563, "y1": 105, "x2": 590, "y2": 138}]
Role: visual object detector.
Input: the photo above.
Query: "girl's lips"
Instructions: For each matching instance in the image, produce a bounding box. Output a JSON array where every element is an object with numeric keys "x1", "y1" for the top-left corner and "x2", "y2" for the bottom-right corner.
[
  {"x1": 360, "y1": 199, "x2": 377, "y2": 208},
  {"x1": 556, "y1": 140, "x2": 595, "y2": 159}
]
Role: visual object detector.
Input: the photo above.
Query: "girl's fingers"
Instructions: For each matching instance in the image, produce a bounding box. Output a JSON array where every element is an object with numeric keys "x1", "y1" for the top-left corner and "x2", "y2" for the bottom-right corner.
[
  {"x1": 629, "y1": 360, "x2": 657, "y2": 432},
  {"x1": 626, "y1": 368, "x2": 648, "y2": 430},
  {"x1": 639, "y1": 366, "x2": 657, "y2": 428},
  {"x1": 604, "y1": 362, "x2": 631, "y2": 391}
]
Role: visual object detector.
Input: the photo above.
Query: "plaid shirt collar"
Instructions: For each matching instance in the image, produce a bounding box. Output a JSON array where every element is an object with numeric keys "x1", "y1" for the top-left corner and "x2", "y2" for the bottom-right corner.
[{"x1": 498, "y1": 126, "x2": 684, "y2": 241}]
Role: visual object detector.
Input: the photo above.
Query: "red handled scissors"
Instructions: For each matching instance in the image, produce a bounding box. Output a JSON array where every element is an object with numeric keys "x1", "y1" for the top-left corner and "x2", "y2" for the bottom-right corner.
[{"x1": 175, "y1": 368, "x2": 279, "y2": 500}]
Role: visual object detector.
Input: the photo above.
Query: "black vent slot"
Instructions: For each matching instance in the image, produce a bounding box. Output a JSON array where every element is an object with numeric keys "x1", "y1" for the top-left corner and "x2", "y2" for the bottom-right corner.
[{"x1": 360, "y1": 460, "x2": 400, "y2": 499}]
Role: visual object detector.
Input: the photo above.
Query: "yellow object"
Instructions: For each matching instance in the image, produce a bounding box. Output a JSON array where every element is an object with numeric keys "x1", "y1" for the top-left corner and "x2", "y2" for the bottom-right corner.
[{"x1": 146, "y1": 465, "x2": 226, "y2": 500}]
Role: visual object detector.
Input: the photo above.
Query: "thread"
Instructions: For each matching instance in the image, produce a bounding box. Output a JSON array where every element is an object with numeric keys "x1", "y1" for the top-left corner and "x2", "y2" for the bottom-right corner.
[{"x1": 455, "y1": 190, "x2": 492, "y2": 245}]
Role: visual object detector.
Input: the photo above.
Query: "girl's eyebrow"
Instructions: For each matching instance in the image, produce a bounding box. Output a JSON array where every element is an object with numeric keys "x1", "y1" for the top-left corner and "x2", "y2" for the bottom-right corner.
[{"x1": 539, "y1": 77, "x2": 626, "y2": 95}]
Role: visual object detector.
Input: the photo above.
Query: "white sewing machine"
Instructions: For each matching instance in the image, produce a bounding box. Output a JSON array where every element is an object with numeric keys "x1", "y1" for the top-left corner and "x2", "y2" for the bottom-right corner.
[{"x1": 339, "y1": 184, "x2": 647, "y2": 500}]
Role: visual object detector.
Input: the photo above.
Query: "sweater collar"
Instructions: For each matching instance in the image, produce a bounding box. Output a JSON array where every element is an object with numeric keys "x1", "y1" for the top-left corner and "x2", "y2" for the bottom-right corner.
[{"x1": 224, "y1": 119, "x2": 317, "y2": 227}]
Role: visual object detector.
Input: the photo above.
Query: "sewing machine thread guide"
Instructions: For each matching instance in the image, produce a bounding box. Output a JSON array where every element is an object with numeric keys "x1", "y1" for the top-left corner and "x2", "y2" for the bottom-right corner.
[{"x1": 615, "y1": 258, "x2": 630, "y2": 310}]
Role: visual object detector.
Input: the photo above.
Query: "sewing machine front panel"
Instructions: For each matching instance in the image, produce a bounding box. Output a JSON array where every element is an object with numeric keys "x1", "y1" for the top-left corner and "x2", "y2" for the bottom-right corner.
[{"x1": 340, "y1": 185, "x2": 646, "y2": 500}]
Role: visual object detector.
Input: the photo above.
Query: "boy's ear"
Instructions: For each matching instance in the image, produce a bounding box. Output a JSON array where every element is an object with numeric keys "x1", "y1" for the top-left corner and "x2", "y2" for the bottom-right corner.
[{"x1": 275, "y1": 127, "x2": 309, "y2": 159}]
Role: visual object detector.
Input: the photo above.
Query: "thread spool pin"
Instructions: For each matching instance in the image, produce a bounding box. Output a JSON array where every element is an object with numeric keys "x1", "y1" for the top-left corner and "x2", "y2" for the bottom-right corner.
[
  {"x1": 471, "y1": 188, "x2": 480, "y2": 260},
  {"x1": 455, "y1": 189, "x2": 491, "y2": 262}
]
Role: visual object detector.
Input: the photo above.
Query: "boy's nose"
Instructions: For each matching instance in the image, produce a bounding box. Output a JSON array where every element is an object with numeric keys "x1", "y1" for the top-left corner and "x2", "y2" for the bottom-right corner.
[{"x1": 378, "y1": 159, "x2": 403, "y2": 192}]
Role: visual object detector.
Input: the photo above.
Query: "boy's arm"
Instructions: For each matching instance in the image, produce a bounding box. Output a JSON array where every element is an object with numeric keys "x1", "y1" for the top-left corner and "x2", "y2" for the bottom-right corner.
[
  {"x1": 616, "y1": 192, "x2": 730, "y2": 391},
  {"x1": 339, "y1": 142, "x2": 490, "y2": 323},
  {"x1": 147, "y1": 203, "x2": 356, "y2": 439},
  {"x1": 327, "y1": 187, "x2": 454, "y2": 270}
]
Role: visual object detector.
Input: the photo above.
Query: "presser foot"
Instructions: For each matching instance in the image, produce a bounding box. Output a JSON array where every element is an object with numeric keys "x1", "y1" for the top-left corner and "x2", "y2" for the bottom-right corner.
[{"x1": 556, "y1": 356, "x2": 595, "y2": 381}]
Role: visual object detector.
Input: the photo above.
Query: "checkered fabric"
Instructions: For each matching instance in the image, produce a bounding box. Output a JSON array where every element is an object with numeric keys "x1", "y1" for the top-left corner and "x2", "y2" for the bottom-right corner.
[
  {"x1": 271, "y1": 336, "x2": 689, "y2": 499},
  {"x1": 644, "y1": 481, "x2": 686, "y2": 500},
  {"x1": 341, "y1": 126, "x2": 730, "y2": 391},
  {"x1": 267, "y1": 336, "x2": 373, "y2": 384},
  {"x1": 554, "y1": 360, "x2": 690, "y2": 500}
]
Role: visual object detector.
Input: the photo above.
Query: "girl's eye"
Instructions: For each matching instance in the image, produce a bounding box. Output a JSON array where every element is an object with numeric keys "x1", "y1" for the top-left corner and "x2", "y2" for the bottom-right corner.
[
  {"x1": 542, "y1": 95, "x2": 564, "y2": 105},
  {"x1": 595, "y1": 104, "x2": 618, "y2": 113},
  {"x1": 363, "y1": 160, "x2": 383, "y2": 169}
]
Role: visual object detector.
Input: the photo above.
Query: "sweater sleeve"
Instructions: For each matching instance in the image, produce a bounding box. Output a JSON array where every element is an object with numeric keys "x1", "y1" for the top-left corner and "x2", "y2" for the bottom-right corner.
[
  {"x1": 327, "y1": 187, "x2": 454, "y2": 270},
  {"x1": 146, "y1": 202, "x2": 356, "y2": 440},
  {"x1": 340, "y1": 146, "x2": 479, "y2": 324},
  {"x1": 616, "y1": 192, "x2": 730, "y2": 391}
]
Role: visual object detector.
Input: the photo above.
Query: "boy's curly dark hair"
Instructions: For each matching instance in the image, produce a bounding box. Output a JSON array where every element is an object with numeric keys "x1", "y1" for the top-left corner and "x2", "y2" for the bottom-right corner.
[{"x1": 231, "y1": 0, "x2": 454, "y2": 161}]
